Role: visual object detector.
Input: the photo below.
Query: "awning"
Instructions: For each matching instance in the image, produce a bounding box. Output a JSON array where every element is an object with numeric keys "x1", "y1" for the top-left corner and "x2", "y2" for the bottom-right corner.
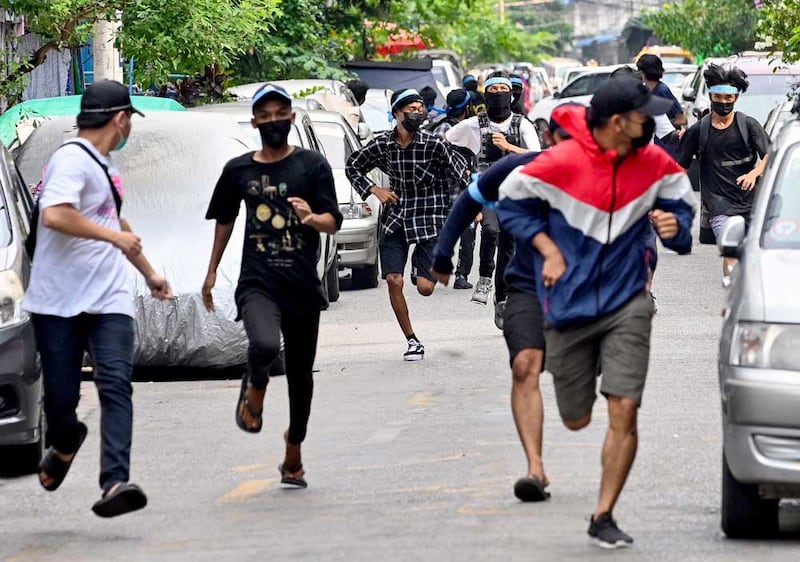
[{"x1": 576, "y1": 34, "x2": 618, "y2": 48}]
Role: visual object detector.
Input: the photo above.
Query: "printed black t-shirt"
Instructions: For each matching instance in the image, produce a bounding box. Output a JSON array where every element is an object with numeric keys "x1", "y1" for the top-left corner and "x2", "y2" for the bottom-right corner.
[{"x1": 206, "y1": 148, "x2": 343, "y2": 309}]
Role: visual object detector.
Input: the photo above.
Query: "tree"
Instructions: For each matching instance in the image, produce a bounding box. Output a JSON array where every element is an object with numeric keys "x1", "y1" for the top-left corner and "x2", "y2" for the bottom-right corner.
[
  {"x1": 642, "y1": 0, "x2": 758, "y2": 60},
  {"x1": 757, "y1": 0, "x2": 800, "y2": 63},
  {"x1": 0, "y1": 0, "x2": 279, "y2": 102}
]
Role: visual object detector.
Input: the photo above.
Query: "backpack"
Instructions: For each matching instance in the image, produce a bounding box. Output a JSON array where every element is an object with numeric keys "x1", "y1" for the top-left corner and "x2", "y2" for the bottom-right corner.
[
  {"x1": 26, "y1": 141, "x2": 122, "y2": 259},
  {"x1": 477, "y1": 111, "x2": 522, "y2": 171},
  {"x1": 696, "y1": 111, "x2": 754, "y2": 166}
]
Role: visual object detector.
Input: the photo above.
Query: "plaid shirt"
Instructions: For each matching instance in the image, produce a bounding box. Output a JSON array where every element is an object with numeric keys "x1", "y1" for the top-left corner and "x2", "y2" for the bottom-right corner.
[{"x1": 346, "y1": 128, "x2": 468, "y2": 244}]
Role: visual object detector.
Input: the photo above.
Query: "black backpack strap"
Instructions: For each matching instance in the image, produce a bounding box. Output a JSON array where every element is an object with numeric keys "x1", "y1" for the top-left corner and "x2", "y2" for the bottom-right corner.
[
  {"x1": 63, "y1": 141, "x2": 122, "y2": 217},
  {"x1": 697, "y1": 114, "x2": 711, "y2": 162},
  {"x1": 508, "y1": 114, "x2": 523, "y2": 147},
  {"x1": 477, "y1": 112, "x2": 491, "y2": 171}
]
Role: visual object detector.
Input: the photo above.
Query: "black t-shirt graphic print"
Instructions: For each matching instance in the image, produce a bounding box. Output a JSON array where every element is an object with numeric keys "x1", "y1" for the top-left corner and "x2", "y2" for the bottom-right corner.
[{"x1": 206, "y1": 148, "x2": 343, "y2": 310}]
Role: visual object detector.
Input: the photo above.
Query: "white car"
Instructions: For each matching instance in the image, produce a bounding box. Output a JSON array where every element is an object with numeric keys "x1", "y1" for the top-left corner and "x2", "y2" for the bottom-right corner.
[{"x1": 307, "y1": 110, "x2": 383, "y2": 289}]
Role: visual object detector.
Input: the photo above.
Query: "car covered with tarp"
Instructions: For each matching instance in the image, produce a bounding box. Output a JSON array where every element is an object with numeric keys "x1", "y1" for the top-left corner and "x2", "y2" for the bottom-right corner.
[{"x1": 15, "y1": 112, "x2": 259, "y2": 368}]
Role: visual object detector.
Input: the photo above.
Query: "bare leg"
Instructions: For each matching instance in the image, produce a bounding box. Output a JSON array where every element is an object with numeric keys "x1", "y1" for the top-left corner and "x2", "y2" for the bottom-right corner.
[
  {"x1": 723, "y1": 257, "x2": 738, "y2": 276},
  {"x1": 387, "y1": 273, "x2": 414, "y2": 337},
  {"x1": 511, "y1": 349, "x2": 547, "y2": 483},
  {"x1": 594, "y1": 396, "x2": 638, "y2": 517}
]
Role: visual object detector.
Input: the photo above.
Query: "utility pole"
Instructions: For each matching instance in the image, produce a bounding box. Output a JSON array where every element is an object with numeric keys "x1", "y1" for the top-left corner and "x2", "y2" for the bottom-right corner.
[
  {"x1": 499, "y1": 0, "x2": 505, "y2": 23},
  {"x1": 93, "y1": 18, "x2": 122, "y2": 83}
]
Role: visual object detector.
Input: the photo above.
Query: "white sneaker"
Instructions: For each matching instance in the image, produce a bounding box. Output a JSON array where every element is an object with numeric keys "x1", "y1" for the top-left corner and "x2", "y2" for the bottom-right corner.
[
  {"x1": 722, "y1": 275, "x2": 732, "y2": 288},
  {"x1": 403, "y1": 339, "x2": 424, "y2": 361},
  {"x1": 471, "y1": 276, "x2": 492, "y2": 305}
]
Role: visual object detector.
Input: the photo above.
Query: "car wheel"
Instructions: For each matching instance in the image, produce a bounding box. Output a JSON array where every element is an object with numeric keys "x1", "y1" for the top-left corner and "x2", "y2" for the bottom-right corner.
[
  {"x1": 721, "y1": 451, "x2": 779, "y2": 538},
  {"x1": 326, "y1": 253, "x2": 340, "y2": 303},
  {"x1": 352, "y1": 262, "x2": 379, "y2": 290},
  {"x1": 534, "y1": 119, "x2": 550, "y2": 149}
]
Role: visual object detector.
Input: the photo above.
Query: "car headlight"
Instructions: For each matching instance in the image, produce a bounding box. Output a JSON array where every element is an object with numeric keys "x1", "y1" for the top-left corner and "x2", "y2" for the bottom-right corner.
[
  {"x1": 730, "y1": 322, "x2": 800, "y2": 370},
  {"x1": 339, "y1": 202, "x2": 372, "y2": 220},
  {"x1": 0, "y1": 270, "x2": 26, "y2": 328}
]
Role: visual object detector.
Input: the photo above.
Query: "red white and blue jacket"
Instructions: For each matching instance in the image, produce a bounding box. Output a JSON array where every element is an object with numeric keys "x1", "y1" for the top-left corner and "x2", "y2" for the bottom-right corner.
[{"x1": 497, "y1": 104, "x2": 696, "y2": 329}]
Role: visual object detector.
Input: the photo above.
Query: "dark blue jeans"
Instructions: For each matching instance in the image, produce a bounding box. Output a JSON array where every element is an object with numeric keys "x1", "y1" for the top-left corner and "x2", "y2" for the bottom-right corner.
[{"x1": 32, "y1": 313, "x2": 135, "y2": 492}]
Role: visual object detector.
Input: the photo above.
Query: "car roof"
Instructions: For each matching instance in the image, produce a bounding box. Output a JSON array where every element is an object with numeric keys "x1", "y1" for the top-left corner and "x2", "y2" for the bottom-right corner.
[
  {"x1": 723, "y1": 56, "x2": 800, "y2": 75},
  {"x1": 189, "y1": 102, "x2": 309, "y2": 120}
]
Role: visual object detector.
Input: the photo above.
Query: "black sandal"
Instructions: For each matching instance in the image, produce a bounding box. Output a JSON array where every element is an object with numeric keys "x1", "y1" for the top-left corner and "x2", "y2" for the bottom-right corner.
[
  {"x1": 278, "y1": 463, "x2": 307, "y2": 488},
  {"x1": 235, "y1": 371, "x2": 262, "y2": 434},
  {"x1": 513, "y1": 476, "x2": 551, "y2": 502},
  {"x1": 38, "y1": 422, "x2": 88, "y2": 492},
  {"x1": 91, "y1": 482, "x2": 148, "y2": 518}
]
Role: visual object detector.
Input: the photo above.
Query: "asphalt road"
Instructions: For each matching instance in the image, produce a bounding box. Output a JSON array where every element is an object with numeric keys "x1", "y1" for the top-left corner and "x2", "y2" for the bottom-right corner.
[{"x1": 2, "y1": 235, "x2": 799, "y2": 561}]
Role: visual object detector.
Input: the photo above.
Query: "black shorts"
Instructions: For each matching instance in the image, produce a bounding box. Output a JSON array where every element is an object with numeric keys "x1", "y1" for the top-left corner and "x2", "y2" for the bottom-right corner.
[
  {"x1": 502, "y1": 287, "x2": 545, "y2": 366},
  {"x1": 379, "y1": 229, "x2": 436, "y2": 282}
]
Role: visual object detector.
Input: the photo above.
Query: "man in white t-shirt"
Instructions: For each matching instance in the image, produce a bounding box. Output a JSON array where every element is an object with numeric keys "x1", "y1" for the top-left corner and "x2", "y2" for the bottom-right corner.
[
  {"x1": 23, "y1": 80, "x2": 172, "y2": 518},
  {"x1": 445, "y1": 72, "x2": 540, "y2": 326}
]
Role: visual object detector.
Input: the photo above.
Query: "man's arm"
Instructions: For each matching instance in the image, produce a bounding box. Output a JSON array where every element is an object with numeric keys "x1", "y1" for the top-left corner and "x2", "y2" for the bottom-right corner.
[
  {"x1": 496, "y1": 167, "x2": 550, "y2": 247},
  {"x1": 652, "y1": 171, "x2": 696, "y2": 254},
  {"x1": 346, "y1": 138, "x2": 387, "y2": 200},
  {"x1": 42, "y1": 204, "x2": 141, "y2": 255},
  {"x1": 202, "y1": 221, "x2": 235, "y2": 312}
]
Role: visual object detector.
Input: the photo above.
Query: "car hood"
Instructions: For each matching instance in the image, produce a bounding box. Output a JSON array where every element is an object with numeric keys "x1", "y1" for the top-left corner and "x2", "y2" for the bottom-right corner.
[{"x1": 759, "y1": 250, "x2": 800, "y2": 322}]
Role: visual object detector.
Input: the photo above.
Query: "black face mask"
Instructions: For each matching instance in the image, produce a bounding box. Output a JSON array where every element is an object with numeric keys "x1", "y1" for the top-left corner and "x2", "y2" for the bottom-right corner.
[
  {"x1": 711, "y1": 101, "x2": 735, "y2": 116},
  {"x1": 401, "y1": 112, "x2": 425, "y2": 133},
  {"x1": 257, "y1": 119, "x2": 292, "y2": 149},
  {"x1": 628, "y1": 117, "x2": 656, "y2": 149},
  {"x1": 485, "y1": 91, "x2": 512, "y2": 121}
]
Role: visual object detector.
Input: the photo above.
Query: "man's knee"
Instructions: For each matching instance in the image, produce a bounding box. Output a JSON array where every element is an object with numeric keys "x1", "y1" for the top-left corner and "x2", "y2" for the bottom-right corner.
[
  {"x1": 563, "y1": 415, "x2": 591, "y2": 431},
  {"x1": 249, "y1": 338, "x2": 281, "y2": 363},
  {"x1": 608, "y1": 396, "x2": 638, "y2": 432},
  {"x1": 511, "y1": 350, "x2": 543, "y2": 384},
  {"x1": 386, "y1": 273, "x2": 404, "y2": 291},
  {"x1": 482, "y1": 223, "x2": 500, "y2": 237},
  {"x1": 416, "y1": 279, "x2": 435, "y2": 296}
]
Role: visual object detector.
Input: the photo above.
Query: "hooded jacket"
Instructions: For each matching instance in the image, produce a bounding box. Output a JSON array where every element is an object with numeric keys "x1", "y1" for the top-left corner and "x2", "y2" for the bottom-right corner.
[{"x1": 497, "y1": 104, "x2": 696, "y2": 329}]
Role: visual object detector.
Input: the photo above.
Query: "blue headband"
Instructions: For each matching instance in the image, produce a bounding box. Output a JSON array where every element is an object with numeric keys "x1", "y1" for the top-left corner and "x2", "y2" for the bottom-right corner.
[
  {"x1": 709, "y1": 85, "x2": 739, "y2": 94},
  {"x1": 392, "y1": 89, "x2": 422, "y2": 111},
  {"x1": 484, "y1": 77, "x2": 512, "y2": 89},
  {"x1": 448, "y1": 96, "x2": 469, "y2": 112},
  {"x1": 510, "y1": 77, "x2": 524, "y2": 86},
  {"x1": 463, "y1": 75, "x2": 477, "y2": 84}
]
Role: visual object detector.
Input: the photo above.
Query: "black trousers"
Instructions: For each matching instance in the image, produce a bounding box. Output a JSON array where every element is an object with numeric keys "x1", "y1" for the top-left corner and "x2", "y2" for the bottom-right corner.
[
  {"x1": 495, "y1": 229, "x2": 515, "y2": 303},
  {"x1": 238, "y1": 288, "x2": 320, "y2": 445}
]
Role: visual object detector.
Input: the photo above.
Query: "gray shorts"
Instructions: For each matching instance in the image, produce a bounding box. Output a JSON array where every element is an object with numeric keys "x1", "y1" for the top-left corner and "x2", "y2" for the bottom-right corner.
[
  {"x1": 544, "y1": 291, "x2": 655, "y2": 422},
  {"x1": 710, "y1": 214, "x2": 731, "y2": 239}
]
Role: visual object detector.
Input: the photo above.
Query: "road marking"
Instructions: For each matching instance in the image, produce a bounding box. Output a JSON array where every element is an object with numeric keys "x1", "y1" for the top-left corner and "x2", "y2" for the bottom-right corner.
[
  {"x1": 231, "y1": 463, "x2": 272, "y2": 473},
  {"x1": 365, "y1": 425, "x2": 404, "y2": 444},
  {"x1": 218, "y1": 479, "x2": 276, "y2": 503},
  {"x1": 408, "y1": 391, "x2": 438, "y2": 407}
]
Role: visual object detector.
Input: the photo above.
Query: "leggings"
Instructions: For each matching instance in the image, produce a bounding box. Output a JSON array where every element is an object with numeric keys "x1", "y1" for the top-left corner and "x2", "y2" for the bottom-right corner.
[{"x1": 238, "y1": 289, "x2": 320, "y2": 445}]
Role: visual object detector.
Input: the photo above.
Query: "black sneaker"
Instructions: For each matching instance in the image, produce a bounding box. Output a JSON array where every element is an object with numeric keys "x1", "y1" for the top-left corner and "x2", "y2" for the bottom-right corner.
[
  {"x1": 410, "y1": 266, "x2": 418, "y2": 286},
  {"x1": 403, "y1": 339, "x2": 424, "y2": 361},
  {"x1": 453, "y1": 276, "x2": 473, "y2": 290},
  {"x1": 588, "y1": 512, "x2": 633, "y2": 549}
]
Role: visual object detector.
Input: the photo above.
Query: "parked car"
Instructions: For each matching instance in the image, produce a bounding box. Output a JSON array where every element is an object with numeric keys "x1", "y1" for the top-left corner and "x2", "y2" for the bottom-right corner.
[
  {"x1": 540, "y1": 57, "x2": 583, "y2": 91},
  {"x1": 15, "y1": 112, "x2": 335, "y2": 369},
  {"x1": 717, "y1": 114, "x2": 800, "y2": 538},
  {"x1": 307, "y1": 110, "x2": 382, "y2": 290},
  {"x1": 661, "y1": 63, "x2": 698, "y2": 102},
  {"x1": 682, "y1": 55, "x2": 800, "y2": 126},
  {"x1": 529, "y1": 66, "x2": 619, "y2": 145},
  {"x1": 763, "y1": 100, "x2": 794, "y2": 141},
  {"x1": 635, "y1": 45, "x2": 694, "y2": 65},
  {"x1": 189, "y1": 102, "x2": 340, "y2": 302},
  {"x1": 362, "y1": 88, "x2": 394, "y2": 134},
  {"x1": 0, "y1": 141, "x2": 42, "y2": 473}
]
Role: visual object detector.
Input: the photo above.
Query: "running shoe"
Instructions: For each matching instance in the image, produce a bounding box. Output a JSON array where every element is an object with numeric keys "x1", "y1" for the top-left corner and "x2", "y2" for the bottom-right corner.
[
  {"x1": 588, "y1": 512, "x2": 633, "y2": 549},
  {"x1": 494, "y1": 298, "x2": 506, "y2": 330},
  {"x1": 404, "y1": 339, "x2": 425, "y2": 361},
  {"x1": 453, "y1": 276, "x2": 473, "y2": 290},
  {"x1": 471, "y1": 276, "x2": 492, "y2": 305}
]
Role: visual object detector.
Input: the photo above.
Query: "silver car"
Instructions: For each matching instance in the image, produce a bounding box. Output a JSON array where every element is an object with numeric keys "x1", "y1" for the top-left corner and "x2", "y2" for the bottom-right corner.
[
  {"x1": 0, "y1": 142, "x2": 42, "y2": 473},
  {"x1": 717, "y1": 115, "x2": 800, "y2": 538}
]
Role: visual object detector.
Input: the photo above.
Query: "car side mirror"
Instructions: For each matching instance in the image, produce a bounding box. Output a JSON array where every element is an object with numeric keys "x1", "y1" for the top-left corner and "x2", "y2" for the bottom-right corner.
[
  {"x1": 682, "y1": 86, "x2": 696, "y2": 102},
  {"x1": 718, "y1": 215, "x2": 746, "y2": 258},
  {"x1": 553, "y1": 91, "x2": 561, "y2": 99},
  {"x1": 357, "y1": 122, "x2": 371, "y2": 141}
]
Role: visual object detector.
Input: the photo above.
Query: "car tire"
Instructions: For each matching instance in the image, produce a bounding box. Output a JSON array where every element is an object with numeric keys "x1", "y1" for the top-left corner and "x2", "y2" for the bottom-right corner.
[
  {"x1": 721, "y1": 451, "x2": 779, "y2": 538},
  {"x1": 326, "y1": 253, "x2": 340, "y2": 303},
  {"x1": 352, "y1": 262, "x2": 379, "y2": 290}
]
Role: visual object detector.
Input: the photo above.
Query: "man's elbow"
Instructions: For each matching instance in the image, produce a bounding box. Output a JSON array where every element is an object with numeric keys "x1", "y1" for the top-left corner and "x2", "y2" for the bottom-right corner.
[{"x1": 41, "y1": 207, "x2": 64, "y2": 229}]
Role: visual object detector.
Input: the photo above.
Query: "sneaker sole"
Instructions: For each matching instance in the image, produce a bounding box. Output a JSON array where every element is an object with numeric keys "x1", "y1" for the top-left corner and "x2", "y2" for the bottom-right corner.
[
  {"x1": 590, "y1": 538, "x2": 632, "y2": 550},
  {"x1": 403, "y1": 355, "x2": 424, "y2": 361}
]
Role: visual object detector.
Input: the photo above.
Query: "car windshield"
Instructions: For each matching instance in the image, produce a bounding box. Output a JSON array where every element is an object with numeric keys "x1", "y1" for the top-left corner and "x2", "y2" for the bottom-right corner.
[
  {"x1": 661, "y1": 56, "x2": 691, "y2": 64},
  {"x1": 313, "y1": 121, "x2": 349, "y2": 169},
  {"x1": 763, "y1": 142, "x2": 800, "y2": 249},
  {"x1": 663, "y1": 71, "x2": 693, "y2": 88},
  {"x1": 735, "y1": 74, "x2": 799, "y2": 124}
]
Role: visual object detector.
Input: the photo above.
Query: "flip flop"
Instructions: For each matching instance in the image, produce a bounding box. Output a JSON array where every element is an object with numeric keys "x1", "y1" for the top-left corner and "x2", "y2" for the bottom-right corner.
[
  {"x1": 514, "y1": 476, "x2": 551, "y2": 502},
  {"x1": 38, "y1": 422, "x2": 88, "y2": 492},
  {"x1": 91, "y1": 482, "x2": 148, "y2": 518},
  {"x1": 278, "y1": 464, "x2": 307, "y2": 489},
  {"x1": 235, "y1": 371, "x2": 262, "y2": 434}
]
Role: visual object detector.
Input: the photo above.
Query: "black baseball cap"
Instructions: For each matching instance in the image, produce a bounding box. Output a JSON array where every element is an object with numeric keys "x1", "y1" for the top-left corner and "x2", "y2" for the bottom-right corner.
[
  {"x1": 590, "y1": 75, "x2": 672, "y2": 119},
  {"x1": 78, "y1": 80, "x2": 144, "y2": 119}
]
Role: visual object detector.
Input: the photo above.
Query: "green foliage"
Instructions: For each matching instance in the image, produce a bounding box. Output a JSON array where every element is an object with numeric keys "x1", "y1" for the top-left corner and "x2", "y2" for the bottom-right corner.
[
  {"x1": 119, "y1": 0, "x2": 280, "y2": 86},
  {"x1": 757, "y1": 0, "x2": 800, "y2": 63},
  {"x1": 643, "y1": 0, "x2": 758, "y2": 59}
]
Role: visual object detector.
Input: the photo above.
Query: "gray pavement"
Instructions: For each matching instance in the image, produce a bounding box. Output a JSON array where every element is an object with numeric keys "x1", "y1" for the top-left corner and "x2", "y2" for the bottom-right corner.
[{"x1": 2, "y1": 238, "x2": 800, "y2": 561}]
